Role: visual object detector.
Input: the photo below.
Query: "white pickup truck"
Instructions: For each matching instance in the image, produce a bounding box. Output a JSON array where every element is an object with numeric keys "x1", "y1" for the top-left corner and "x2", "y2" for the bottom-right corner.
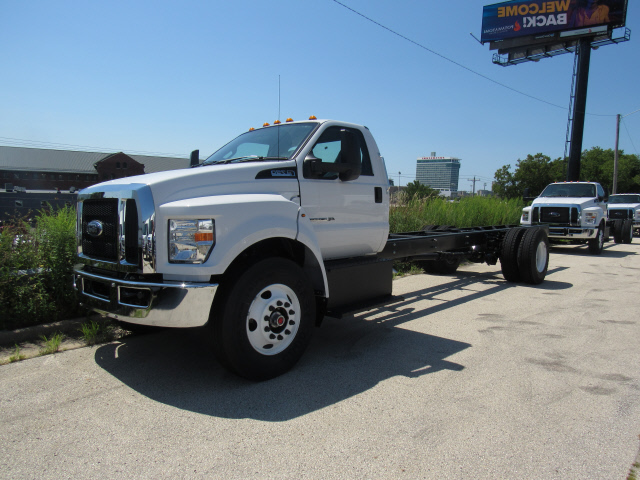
[
  {"x1": 607, "y1": 193, "x2": 639, "y2": 242},
  {"x1": 520, "y1": 181, "x2": 614, "y2": 254},
  {"x1": 74, "y1": 118, "x2": 549, "y2": 379}
]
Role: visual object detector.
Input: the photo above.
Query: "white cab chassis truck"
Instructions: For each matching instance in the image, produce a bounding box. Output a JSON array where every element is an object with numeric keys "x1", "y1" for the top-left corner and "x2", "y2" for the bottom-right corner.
[
  {"x1": 520, "y1": 181, "x2": 625, "y2": 253},
  {"x1": 607, "y1": 193, "x2": 640, "y2": 242},
  {"x1": 74, "y1": 118, "x2": 549, "y2": 380}
]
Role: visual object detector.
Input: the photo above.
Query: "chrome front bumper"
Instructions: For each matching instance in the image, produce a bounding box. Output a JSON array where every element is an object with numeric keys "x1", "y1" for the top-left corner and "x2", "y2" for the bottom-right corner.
[
  {"x1": 73, "y1": 267, "x2": 218, "y2": 328},
  {"x1": 547, "y1": 226, "x2": 596, "y2": 239}
]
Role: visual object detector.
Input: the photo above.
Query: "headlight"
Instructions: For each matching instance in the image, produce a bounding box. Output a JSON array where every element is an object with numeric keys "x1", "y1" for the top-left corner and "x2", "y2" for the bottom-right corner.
[
  {"x1": 169, "y1": 219, "x2": 215, "y2": 263},
  {"x1": 522, "y1": 212, "x2": 529, "y2": 222},
  {"x1": 584, "y1": 212, "x2": 597, "y2": 225}
]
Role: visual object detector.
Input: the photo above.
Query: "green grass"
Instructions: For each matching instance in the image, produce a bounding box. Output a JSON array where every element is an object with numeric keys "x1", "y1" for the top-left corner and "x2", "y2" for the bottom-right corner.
[
  {"x1": 38, "y1": 332, "x2": 65, "y2": 355},
  {"x1": 8, "y1": 344, "x2": 26, "y2": 363},
  {"x1": 390, "y1": 195, "x2": 524, "y2": 233},
  {"x1": 80, "y1": 319, "x2": 116, "y2": 346}
]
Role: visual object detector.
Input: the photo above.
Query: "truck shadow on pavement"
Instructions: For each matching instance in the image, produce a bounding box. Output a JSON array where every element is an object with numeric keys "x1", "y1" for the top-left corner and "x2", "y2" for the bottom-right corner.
[
  {"x1": 93, "y1": 269, "x2": 570, "y2": 421},
  {"x1": 550, "y1": 244, "x2": 637, "y2": 258}
]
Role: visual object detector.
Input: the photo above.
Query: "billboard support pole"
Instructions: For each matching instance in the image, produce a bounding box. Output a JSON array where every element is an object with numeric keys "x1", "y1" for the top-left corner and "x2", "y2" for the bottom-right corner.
[{"x1": 566, "y1": 37, "x2": 592, "y2": 182}]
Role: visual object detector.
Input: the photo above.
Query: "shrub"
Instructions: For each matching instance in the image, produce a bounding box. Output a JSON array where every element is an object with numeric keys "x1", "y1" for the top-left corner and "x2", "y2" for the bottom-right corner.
[{"x1": 0, "y1": 206, "x2": 82, "y2": 330}]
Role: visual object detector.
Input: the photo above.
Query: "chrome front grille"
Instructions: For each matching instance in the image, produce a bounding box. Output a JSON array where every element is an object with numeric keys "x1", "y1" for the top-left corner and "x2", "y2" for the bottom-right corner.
[
  {"x1": 77, "y1": 185, "x2": 156, "y2": 274},
  {"x1": 82, "y1": 198, "x2": 119, "y2": 261}
]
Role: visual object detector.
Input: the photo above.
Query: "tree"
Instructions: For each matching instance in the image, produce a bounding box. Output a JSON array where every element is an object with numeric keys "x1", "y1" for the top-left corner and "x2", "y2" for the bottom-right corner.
[
  {"x1": 402, "y1": 180, "x2": 439, "y2": 200},
  {"x1": 580, "y1": 147, "x2": 640, "y2": 193},
  {"x1": 492, "y1": 147, "x2": 640, "y2": 199},
  {"x1": 492, "y1": 164, "x2": 517, "y2": 199}
]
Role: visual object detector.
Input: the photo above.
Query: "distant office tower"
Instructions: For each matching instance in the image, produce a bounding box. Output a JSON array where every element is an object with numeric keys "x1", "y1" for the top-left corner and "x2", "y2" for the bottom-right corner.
[{"x1": 415, "y1": 153, "x2": 461, "y2": 195}]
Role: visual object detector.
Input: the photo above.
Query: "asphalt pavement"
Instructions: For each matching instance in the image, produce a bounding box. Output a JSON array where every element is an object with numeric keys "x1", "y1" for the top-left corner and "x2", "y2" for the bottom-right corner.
[{"x1": 1, "y1": 240, "x2": 639, "y2": 479}]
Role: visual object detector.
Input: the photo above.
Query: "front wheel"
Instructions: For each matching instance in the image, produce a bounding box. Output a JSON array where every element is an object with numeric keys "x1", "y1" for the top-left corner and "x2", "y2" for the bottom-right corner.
[
  {"x1": 588, "y1": 224, "x2": 605, "y2": 254},
  {"x1": 211, "y1": 258, "x2": 315, "y2": 381}
]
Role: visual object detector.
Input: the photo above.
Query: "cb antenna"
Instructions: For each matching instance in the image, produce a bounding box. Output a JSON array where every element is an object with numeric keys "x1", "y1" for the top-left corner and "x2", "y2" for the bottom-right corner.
[{"x1": 278, "y1": 75, "x2": 281, "y2": 121}]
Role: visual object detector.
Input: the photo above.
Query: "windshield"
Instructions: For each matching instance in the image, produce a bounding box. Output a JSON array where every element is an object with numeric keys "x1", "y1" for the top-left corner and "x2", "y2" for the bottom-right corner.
[
  {"x1": 203, "y1": 122, "x2": 317, "y2": 165},
  {"x1": 540, "y1": 183, "x2": 596, "y2": 198},
  {"x1": 609, "y1": 194, "x2": 640, "y2": 204}
]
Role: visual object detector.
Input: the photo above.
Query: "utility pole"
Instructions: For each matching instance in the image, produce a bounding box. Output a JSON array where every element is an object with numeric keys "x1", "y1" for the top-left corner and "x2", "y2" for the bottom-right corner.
[
  {"x1": 469, "y1": 176, "x2": 477, "y2": 196},
  {"x1": 613, "y1": 113, "x2": 621, "y2": 194}
]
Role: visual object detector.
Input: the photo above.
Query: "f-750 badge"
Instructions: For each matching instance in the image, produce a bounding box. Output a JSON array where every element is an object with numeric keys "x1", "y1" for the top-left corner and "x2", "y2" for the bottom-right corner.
[{"x1": 271, "y1": 170, "x2": 296, "y2": 177}]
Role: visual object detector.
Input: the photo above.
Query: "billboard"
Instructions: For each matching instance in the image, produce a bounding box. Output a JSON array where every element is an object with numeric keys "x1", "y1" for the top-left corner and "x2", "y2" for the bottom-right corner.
[{"x1": 481, "y1": 0, "x2": 628, "y2": 43}]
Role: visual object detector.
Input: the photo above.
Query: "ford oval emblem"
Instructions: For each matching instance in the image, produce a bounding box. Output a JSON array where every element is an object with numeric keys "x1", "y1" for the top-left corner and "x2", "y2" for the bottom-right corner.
[
  {"x1": 549, "y1": 212, "x2": 561, "y2": 217},
  {"x1": 87, "y1": 220, "x2": 104, "y2": 237}
]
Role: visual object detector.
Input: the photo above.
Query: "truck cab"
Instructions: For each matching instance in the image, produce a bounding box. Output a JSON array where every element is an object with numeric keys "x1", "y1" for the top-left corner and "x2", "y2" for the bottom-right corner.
[{"x1": 521, "y1": 181, "x2": 608, "y2": 254}]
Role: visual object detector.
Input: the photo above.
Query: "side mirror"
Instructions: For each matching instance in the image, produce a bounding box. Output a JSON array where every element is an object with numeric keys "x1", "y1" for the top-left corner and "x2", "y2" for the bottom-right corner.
[{"x1": 190, "y1": 149, "x2": 200, "y2": 167}]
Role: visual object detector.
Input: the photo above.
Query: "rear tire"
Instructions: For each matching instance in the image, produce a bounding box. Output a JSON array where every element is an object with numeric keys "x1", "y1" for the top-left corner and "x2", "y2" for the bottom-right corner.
[
  {"x1": 211, "y1": 258, "x2": 315, "y2": 381},
  {"x1": 517, "y1": 227, "x2": 549, "y2": 285},
  {"x1": 622, "y1": 219, "x2": 633, "y2": 244},
  {"x1": 500, "y1": 227, "x2": 526, "y2": 282},
  {"x1": 613, "y1": 219, "x2": 623, "y2": 244},
  {"x1": 419, "y1": 256, "x2": 461, "y2": 275}
]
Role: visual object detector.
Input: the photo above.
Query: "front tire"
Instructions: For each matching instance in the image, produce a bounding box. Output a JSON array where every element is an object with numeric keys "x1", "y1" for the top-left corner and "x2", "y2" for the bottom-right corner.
[
  {"x1": 211, "y1": 258, "x2": 315, "y2": 381},
  {"x1": 588, "y1": 224, "x2": 605, "y2": 254}
]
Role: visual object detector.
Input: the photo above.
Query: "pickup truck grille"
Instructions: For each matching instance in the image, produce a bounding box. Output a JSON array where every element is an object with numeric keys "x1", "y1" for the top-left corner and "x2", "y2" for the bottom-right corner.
[
  {"x1": 82, "y1": 199, "x2": 119, "y2": 261},
  {"x1": 81, "y1": 198, "x2": 139, "y2": 265},
  {"x1": 608, "y1": 209, "x2": 630, "y2": 220},
  {"x1": 540, "y1": 206, "x2": 570, "y2": 224}
]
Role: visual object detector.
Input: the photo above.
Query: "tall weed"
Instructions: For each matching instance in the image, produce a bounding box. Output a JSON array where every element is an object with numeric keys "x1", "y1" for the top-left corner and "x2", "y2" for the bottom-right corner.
[
  {"x1": 0, "y1": 206, "x2": 81, "y2": 330},
  {"x1": 390, "y1": 195, "x2": 524, "y2": 233}
]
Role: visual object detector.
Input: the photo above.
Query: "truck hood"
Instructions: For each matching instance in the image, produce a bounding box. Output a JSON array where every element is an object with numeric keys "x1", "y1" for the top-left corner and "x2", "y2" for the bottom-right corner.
[
  {"x1": 532, "y1": 197, "x2": 600, "y2": 207},
  {"x1": 80, "y1": 161, "x2": 300, "y2": 206},
  {"x1": 608, "y1": 203, "x2": 640, "y2": 209}
]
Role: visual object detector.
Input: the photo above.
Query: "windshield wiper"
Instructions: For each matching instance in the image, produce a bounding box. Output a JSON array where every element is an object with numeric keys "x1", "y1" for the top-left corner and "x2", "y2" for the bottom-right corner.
[
  {"x1": 234, "y1": 156, "x2": 289, "y2": 163},
  {"x1": 205, "y1": 156, "x2": 290, "y2": 165}
]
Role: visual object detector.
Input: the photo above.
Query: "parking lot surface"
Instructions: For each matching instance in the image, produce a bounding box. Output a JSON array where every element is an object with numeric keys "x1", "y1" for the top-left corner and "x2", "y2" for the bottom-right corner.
[{"x1": 1, "y1": 241, "x2": 639, "y2": 479}]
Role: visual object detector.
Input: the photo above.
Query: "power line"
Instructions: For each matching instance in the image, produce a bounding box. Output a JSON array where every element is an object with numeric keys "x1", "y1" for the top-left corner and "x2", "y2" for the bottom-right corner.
[
  {"x1": 621, "y1": 118, "x2": 638, "y2": 155},
  {"x1": 331, "y1": 0, "x2": 620, "y2": 118}
]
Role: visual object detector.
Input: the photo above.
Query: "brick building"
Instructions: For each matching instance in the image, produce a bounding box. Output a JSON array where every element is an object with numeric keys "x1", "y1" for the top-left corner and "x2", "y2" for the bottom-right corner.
[
  {"x1": 0, "y1": 146, "x2": 191, "y2": 222},
  {"x1": 0, "y1": 146, "x2": 190, "y2": 192}
]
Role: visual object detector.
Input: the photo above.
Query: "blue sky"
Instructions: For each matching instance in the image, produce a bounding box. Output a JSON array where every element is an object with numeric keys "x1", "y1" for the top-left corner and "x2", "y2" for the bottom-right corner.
[{"x1": 1, "y1": 0, "x2": 638, "y2": 191}]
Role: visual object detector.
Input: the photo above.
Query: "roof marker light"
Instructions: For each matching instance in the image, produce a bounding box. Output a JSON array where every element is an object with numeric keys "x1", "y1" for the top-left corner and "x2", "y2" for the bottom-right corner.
[
  {"x1": 309, "y1": 115, "x2": 317, "y2": 120},
  {"x1": 263, "y1": 122, "x2": 270, "y2": 127},
  {"x1": 249, "y1": 127, "x2": 255, "y2": 131},
  {"x1": 274, "y1": 120, "x2": 281, "y2": 125},
  {"x1": 286, "y1": 118, "x2": 294, "y2": 122}
]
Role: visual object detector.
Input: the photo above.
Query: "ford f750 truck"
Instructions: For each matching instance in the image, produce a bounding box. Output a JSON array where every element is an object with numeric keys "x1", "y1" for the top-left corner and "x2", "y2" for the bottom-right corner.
[{"x1": 74, "y1": 118, "x2": 549, "y2": 380}]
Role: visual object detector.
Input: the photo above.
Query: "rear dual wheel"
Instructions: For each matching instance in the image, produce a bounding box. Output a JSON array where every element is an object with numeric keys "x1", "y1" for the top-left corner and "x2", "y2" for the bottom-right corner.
[
  {"x1": 622, "y1": 219, "x2": 634, "y2": 244},
  {"x1": 500, "y1": 227, "x2": 549, "y2": 285},
  {"x1": 419, "y1": 256, "x2": 462, "y2": 275}
]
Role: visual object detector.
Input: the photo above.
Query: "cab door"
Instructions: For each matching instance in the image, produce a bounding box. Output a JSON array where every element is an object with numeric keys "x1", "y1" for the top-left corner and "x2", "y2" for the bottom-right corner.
[{"x1": 298, "y1": 124, "x2": 389, "y2": 260}]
